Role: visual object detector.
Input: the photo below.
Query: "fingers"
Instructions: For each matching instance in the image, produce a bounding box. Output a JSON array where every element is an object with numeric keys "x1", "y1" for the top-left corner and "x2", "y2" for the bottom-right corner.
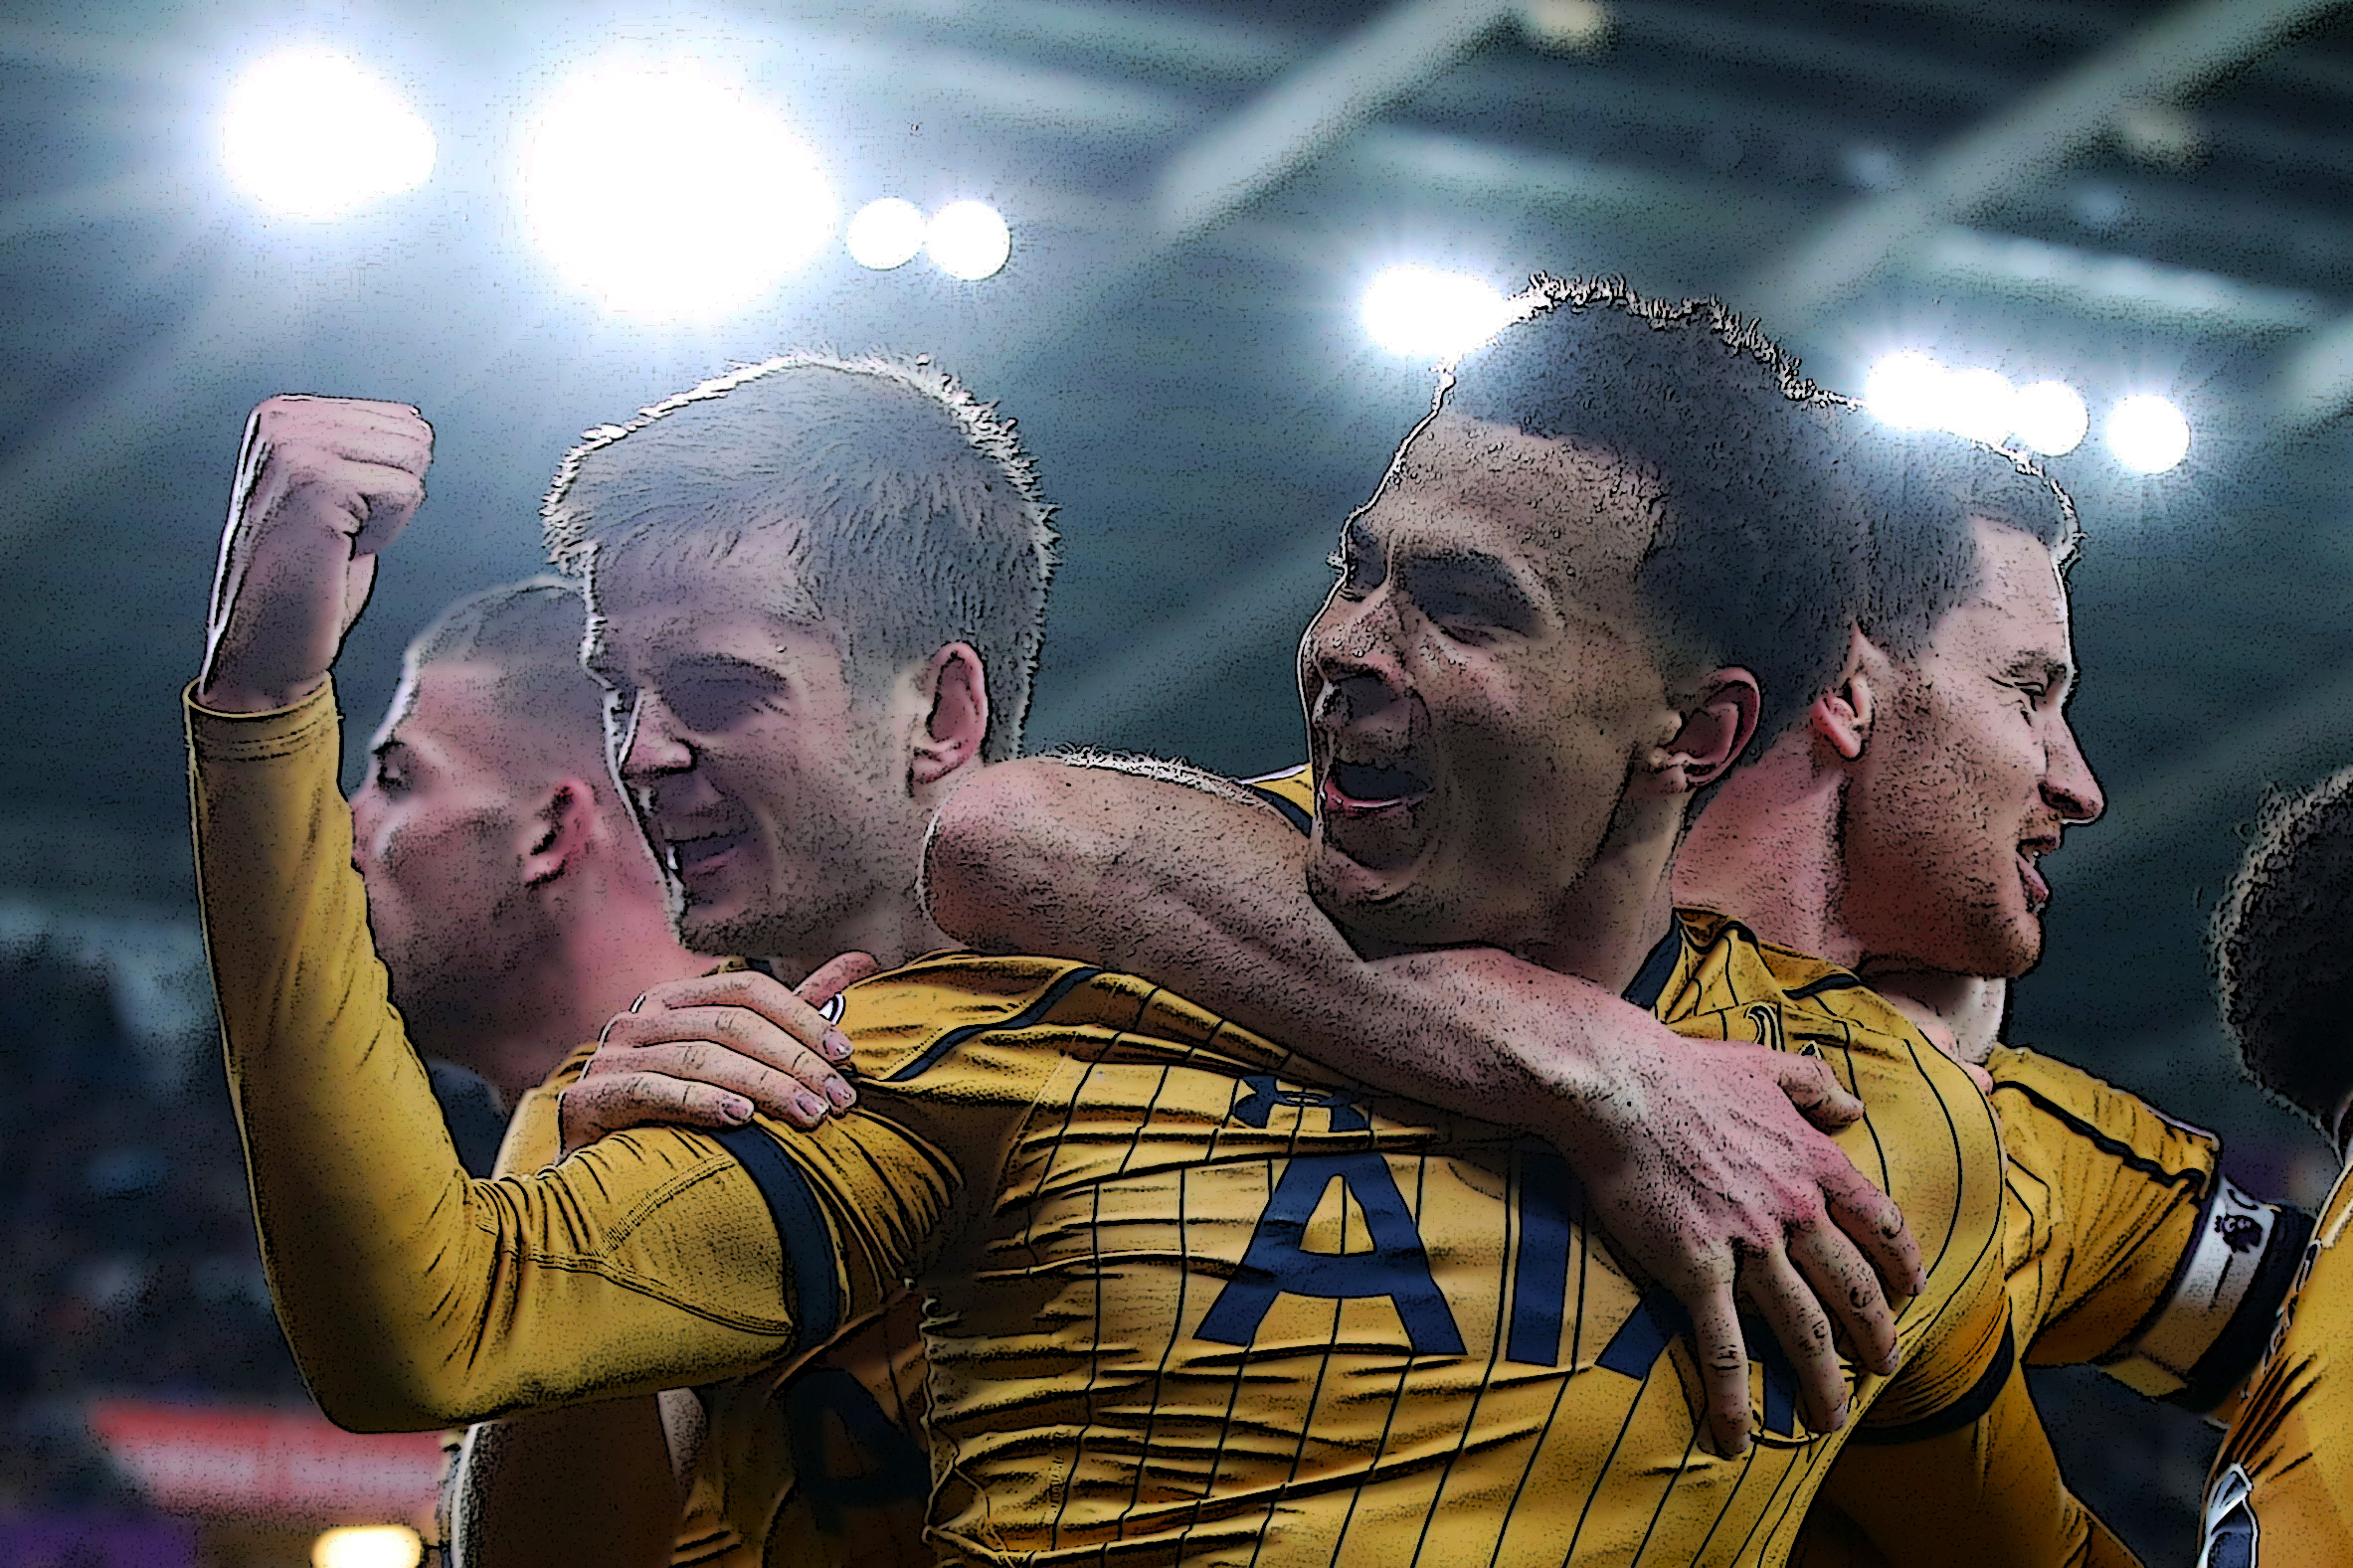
[
  {"x1": 798, "y1": 951, "x2": 881, "y2": 1008},
  {"x1": 1785, "y1": 1216, "x2": 1897, "y2": 1378},
  {"x1": 1768, "y1": 1051, "x2": 1863, "y2": 1132},
  {"x1": 1741, "y1": 1250, "x2": 1849, "y2": 1437},
  {"x1": 632, "y1": 969, "x2": 846, "y2": 1062},
  {"x1": 558, "y1": 1072, "x2": 758, "y2": 1160},
  {"x1": 1821, "y1": 1163, "x2": 1924, "y2": 1309},
  {"x1": 1684, "y1": 1279, "x2": 1757, "y2": 1460},
  {"x1": 597, "y1": 1009, "x2": 855, "y2": 1116}
]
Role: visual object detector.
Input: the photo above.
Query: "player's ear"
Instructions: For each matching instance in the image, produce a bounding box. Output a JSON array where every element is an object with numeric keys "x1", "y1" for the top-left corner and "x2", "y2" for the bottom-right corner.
[
  {"x1": 521, "y1": 778, "x2": 600, "y2": 887},
  {"x1": 909, "y1": 641, "x2": 990, "y2": 791},
  {"x1": 1648, "y1": 666, "x2": 1760, "y2": 795},
  {"x1": 1811, "y1": 626, "x2": 1883, "y2": 763}
]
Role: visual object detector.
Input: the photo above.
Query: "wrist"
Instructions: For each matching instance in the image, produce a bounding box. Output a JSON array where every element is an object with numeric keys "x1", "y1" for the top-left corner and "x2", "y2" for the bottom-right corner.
[{"x1": 194, "y1": 668, "x2": 329, "y2": 716}]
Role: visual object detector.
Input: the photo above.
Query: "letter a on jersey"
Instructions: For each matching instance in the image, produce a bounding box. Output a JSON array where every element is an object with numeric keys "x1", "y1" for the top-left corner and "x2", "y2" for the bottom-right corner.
[{"x1": 1197, "y1": 1078, "x2": 1466, "y2": 1355}]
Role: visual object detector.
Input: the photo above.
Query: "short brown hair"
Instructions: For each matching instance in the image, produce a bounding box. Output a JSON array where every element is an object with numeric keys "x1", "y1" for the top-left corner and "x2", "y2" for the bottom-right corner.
[
  {"x1": 542, "y1": 353, "x2": 1056, "y2": 762},
  {"x1": 406, "y1": 576, "x2": 604, "y2": 767}
]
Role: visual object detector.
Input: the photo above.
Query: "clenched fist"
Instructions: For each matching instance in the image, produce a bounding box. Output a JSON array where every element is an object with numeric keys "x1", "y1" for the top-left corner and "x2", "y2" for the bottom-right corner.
[{"x1": 197, "y1": 395, "x2": 433, "y2": 713}]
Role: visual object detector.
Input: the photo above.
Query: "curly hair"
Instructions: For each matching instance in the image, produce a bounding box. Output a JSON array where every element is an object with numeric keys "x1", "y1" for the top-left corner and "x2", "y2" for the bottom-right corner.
[
  {"x1": 1435, "y1": 274, "x2": 1861, "y2": 751},
  {"x1": 2213, "y1": 765, "x2": 2353, "y2": 1131}
]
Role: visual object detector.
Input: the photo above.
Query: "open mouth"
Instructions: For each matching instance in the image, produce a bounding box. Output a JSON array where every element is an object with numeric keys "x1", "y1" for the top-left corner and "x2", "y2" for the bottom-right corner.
[
  {"x1": 665, "y1": 828, "x2": 750, "y2": 882},
  {"x1": 1322, "y1": 759, "x2": 1433, "y2": 817},
  {"x1": 2017, "y1": 848, "x2": 2051, "y2": 912}
]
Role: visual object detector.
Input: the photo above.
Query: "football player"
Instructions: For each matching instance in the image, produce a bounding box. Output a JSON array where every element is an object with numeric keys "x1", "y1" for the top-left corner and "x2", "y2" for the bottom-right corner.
[
  {"x1": 917, "y1": 407, "x2": 2301, "y2": 1567},
  {"x1": 2199, "y1": 765, "x2": 2353, "y2": 1567},
  {"x1": 184, "y1": 281, "x2": 2007, "y2": 1564}
]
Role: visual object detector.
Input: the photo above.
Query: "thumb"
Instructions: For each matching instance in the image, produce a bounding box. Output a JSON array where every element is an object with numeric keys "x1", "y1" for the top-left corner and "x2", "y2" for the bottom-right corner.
[{"x1": 798, "y1": 951, "x2": 882, "y2": 1007}]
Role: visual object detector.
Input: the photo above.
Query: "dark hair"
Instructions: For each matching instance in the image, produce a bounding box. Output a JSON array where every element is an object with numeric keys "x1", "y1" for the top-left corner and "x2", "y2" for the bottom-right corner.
[
  {"x1": 1439, "y1": 275, "x2": 1860, "y2": 751},
  {"x1": 405, "y1": 577, "x2": 604, "y2": 763},
  {"x1": 2213, "y1": 766, "x2": 2353, "y2": 1131},
  {"x1": 542, "y1": 352, "x2": 1056, "y2": 763},
  {"x1": 1831, "y1": 417, "x2": 2082, "y2": 661}
]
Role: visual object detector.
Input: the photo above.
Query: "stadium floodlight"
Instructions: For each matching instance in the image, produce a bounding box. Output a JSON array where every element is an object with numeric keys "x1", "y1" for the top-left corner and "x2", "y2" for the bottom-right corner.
[
  {"x1": 925, "y1": 200, "x2": 1011, "y2": 280},
  {"x1": 2011, "y1": 381, "x2": 2088, "y2": 456},
  {"x1": 2106, "y1": 394, "x2": 2190, "y2": 473},
  {"x1": 518, "y1": 55, "x2": 835, "y2": 320},
  {"x1": 312, "y1": 1524, "x2": 422, "y2": 1568},
  {"x1": 1939, "y1": 367, "x2": 2016, "y2": 444},
  {"x1": 846, "y1": 198, "x2": 926, "y2": 269},
  {"x1": 221, "y1": 48, "x2": 436, "y2": 220},
  {"x1": 1863, "y1": 352, "x2": 1947, "y2": 432},
  {"x1": 1359, "y1": 266, "x2": 1511, "y2": 360}
]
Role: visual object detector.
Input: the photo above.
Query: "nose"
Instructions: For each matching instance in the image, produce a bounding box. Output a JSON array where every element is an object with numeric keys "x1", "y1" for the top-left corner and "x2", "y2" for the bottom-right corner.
[
  {"x1": 617, "y1": 690, "x2": 695, "y2": 788},
  {"x1": 1300, "y1": 587, "x2": 1408, "y2": 737},
  {"x1": 347, "y1": 791, "x2": 380, "y2": 875},
  {"x1": 2044, "y1": 715, "x2": 2104, "y2": 826}
]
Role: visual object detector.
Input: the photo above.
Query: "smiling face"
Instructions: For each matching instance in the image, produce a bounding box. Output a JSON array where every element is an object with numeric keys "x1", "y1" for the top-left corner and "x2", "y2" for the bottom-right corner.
[
  {"x1": 350, "y1": 663, "x2": 557, "y2": 1054},
  {"x1": 585, "y1": 529, "x2": 927, "y2": 965},
  {"x1": 1838, "y1": 517, "x2": 2105, "y2": 978},
  {"x1": 1299, "y1": 414, "x2": 1690, "y2": 957}
]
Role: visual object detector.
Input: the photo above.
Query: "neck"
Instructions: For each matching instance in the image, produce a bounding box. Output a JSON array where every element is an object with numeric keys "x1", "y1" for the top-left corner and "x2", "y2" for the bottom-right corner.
[
  {"x1": 1674, "y1": 737, "x2": 1855, "y2": 966},
  {"x1": 759, "y1": 888, "x2": 951, "y2": 987},
  {"x1": 474, "y1": 875, "x2": 703, "y2": 1108},
  {"x1": 1520, "y1": 790, "x2": 1687, "y2": 995}
]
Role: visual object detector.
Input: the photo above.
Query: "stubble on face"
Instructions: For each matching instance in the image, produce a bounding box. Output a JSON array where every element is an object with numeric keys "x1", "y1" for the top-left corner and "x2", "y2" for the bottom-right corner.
[
  {"x1": 590, "y1": 532, "x2": 926, "y2": 968},
  {"x1": 1837, "y1": 520, "x2": 2085, "y2": 979},
  {"x1": 1301, "y1": 415, "x2": 1680, "y2": 959}
]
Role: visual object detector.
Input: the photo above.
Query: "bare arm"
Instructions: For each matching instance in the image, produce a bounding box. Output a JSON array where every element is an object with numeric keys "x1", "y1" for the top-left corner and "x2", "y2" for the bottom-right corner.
[{"x1": 921, "y1": 756, "x2": 1923, "y2": 1458}]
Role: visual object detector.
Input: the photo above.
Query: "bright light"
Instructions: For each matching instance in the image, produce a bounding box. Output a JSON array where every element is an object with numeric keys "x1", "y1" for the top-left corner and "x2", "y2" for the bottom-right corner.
[
  {"x1": 518, "y1": 55, "x2": 835, "y2": 319},
  {"x1": 2011, "y1": 381, "x2": 2088, "y2": 455},
  {"x1": 846, "y1": 198, "x2": 926, "y2": 269},
  {"x1": 1360, "y1": 266, "x2": 1511, "y2": 359},
  {"x1": 926, "y1": 200, "x2": 1010, "y2": 280},
  {"x1": 222, "y1": 49, "x2": 436, "y2": 220},
  {"x1": 312, "y1": 1524, "x2": 422, "y2": 1568},
  {"x1": 1864, "y1": 352, "x2": 1947, "y2": 432},
  {"x1": 2106, "y1": 394, "x2": 2190, "y2": 473},
  {"x1": 1941, "y1": 367, "x2": 2016, "y2": 443}
]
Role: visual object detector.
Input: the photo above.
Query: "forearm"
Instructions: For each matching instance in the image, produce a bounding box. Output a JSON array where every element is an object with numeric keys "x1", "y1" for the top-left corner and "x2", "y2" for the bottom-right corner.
[
  {"x1": 450, "y1": 1402, "x2": 680, "y2": 1568},
  {"x1": 925, "y1": 759, "x2": 1670, "y2": 1151},
  {"x1": 189, "y1": 684, "x2": 809, "y2": 1428}
]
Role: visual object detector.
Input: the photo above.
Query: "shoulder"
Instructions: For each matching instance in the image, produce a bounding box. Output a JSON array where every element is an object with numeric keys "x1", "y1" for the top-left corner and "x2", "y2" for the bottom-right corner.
[
  {"x1": 1669, "y1": 908, "x2": 1943, "y2": 1053},
  {"x1": 837, "y1": 953, "x2": 1288, "y2": 1084},
  {"x1": 1987, "y1": 1044, "x2": 2219, "y2": 1184}
]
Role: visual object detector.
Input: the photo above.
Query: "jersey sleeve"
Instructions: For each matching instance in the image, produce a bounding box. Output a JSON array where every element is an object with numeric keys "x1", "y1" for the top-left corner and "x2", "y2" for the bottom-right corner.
[
  {"x1": 1237, "y1": 763, "x2": 1314, "y2": 833},
  {"x1": 1992, "y1": 1046, "x2": 2311, "y2": 1409},
  {"x1": 1811, "y1": 1357, "x2": 2144, "y2": 1568},
  {"x1": 186, "y1": 683, "x2": 969, "y2": 1432}
]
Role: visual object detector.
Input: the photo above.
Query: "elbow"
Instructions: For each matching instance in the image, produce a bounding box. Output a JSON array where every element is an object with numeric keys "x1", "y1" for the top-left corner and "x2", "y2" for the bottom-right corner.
[
  {"x1": 300, "y1": 1351, "x2": 494, "y2": 1435},
  {"x1": 925, "y1": 760, "x2": 1091, "y2": 950}
]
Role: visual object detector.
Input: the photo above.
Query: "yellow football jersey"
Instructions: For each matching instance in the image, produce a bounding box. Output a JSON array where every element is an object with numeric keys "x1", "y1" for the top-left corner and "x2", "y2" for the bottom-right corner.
[
  {"x1": 491, "y1": 1053, "x2": 936, "y2": 1568},
  {"x1": 2201, "y1": 1153, "x2": 2353, "y2": 1567},
  {"x1": 733, "y1": 911, "x2": 2006, "y2": 1568},
  {"x1": 191, "y1": 696, "x2": 2002, "y2": 1567}
]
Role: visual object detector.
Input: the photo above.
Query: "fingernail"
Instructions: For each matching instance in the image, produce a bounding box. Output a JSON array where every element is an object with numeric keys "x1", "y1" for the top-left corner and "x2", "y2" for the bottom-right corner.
[
  {"x1": 794, "y1": 1089, "x2": 827, "y2": 1121},
  {"x1": 721, "y1": 1096, "x2": 753, "y2": 1124},
  {"x1": 823, "y1": 1077, "x2": 856, "y2": 1110},
  {"x1": 823, "y1": 1028, "x2": 852, "y2": 1063}
]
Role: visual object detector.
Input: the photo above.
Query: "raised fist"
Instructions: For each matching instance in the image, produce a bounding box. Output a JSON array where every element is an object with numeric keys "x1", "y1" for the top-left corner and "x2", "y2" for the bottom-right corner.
[{"x1": 197, "y1": 395, "x2": 433, "y2": 713}]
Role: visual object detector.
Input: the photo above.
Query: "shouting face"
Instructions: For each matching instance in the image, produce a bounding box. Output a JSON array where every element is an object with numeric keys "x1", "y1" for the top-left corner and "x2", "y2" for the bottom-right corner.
[
  {"x1": 1299, "y1": 414, "x2": 1691, "y2": 959},
  {"x1": 1838, "y1": 517, "x2": 2105, "y2": 978}
]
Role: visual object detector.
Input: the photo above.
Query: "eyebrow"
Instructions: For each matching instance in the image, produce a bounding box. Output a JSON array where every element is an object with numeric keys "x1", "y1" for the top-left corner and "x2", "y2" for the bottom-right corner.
[
  {"x1": 2001, "y1": 651, "x2": 2076, "y2": 696},
  {"x1": 1397, "y1": 547, "x2": 1541, "y2": 621},
  {"x1": 369, "y1": 736, "x2": 409, "y2": 764}
]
